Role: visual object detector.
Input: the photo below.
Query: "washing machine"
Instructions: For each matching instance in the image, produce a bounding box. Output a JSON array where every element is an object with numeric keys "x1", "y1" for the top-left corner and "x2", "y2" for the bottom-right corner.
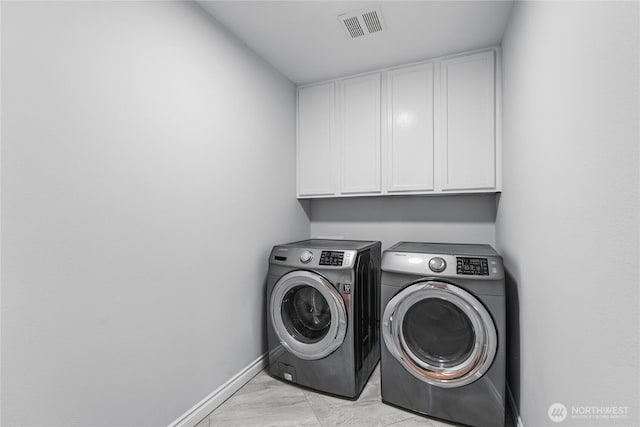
[
  {"x1": 380, "y1": 242, "x2": 506, "y2": 427},
  {"x1": 266, "y1": 239, "x2": 381, "y2": 399}
]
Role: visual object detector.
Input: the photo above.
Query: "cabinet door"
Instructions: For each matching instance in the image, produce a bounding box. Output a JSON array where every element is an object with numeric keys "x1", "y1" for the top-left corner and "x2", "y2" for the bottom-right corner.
[
  {"x1": 297, "y1": 83, "x2": 335, "y2": 197},
  {"x1": 340, "y1": 74, "x2": 381, "y2": 195},
  {"x1": 441, "y1": 51, "x2": 496, "y2": 191},
  {"x1": 387, "y1": 63, "x2": 435, "y2": 192}
]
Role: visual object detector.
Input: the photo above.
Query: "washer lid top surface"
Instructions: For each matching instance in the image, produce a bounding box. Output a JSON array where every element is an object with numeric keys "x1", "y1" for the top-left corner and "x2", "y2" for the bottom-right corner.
[
  {"x1": 387, "y1": 242, "x2": 498, "y2": 257},
  {"x1": 278, "y1": 239, "x2": 380, "y2": 251}
]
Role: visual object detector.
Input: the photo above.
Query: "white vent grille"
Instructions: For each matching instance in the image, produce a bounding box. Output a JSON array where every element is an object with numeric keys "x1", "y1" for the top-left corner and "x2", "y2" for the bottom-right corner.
[
  {"x1": 362, "y1": 10, "x2": 383, "y2": 33},
  {"x1": 338, "y1": 6, "x2": 386, "y2": 39},
  {"x1": 343, "y1": 16, "x2": 365, "y2": 38}
]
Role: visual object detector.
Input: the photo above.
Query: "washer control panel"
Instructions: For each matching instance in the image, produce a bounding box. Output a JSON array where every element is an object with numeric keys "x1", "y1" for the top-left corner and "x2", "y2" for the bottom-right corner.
[
  {"x1": 319, "y1": 250, "x2": 345, "y2": 266},
  {"x1": 271, "y1": 248, "x2": 357, "y2": 268},
  {"x1": 457, "y1": 257, "x2": 489, "y2": 276}
]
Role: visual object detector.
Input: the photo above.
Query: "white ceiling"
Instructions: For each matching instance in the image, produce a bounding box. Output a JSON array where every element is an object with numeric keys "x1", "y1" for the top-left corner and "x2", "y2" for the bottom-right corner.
[{"x1": 198, "y1": 1, "x2": 514, "y2": 85}]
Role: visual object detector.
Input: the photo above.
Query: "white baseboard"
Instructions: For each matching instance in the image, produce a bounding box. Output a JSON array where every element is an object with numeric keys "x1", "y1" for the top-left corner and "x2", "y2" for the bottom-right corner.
[
  {"x1": 167, "y1": 351, "x2": 269, "y2": 427},
  {"x1": 507, "y1": 385, "x2": 524, "y2": 427}
]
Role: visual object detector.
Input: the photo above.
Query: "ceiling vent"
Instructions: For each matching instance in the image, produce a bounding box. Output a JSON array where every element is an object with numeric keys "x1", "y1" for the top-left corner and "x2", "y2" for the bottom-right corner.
[{"x1": 338, "y1": 6, "x2": 386, "y2": 39}]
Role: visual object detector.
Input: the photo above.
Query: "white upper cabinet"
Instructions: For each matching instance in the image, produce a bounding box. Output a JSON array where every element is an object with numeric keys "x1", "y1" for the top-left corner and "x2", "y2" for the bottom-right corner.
[
  {"x1": 297, "y1": 82, "x2": 335, "y2": 197},
  {"x1": 340, "y1": 74, "x2": 381, "y2": 195},
  {"x1": 386, "y1": 63, "x2": 435, "y2": 193},
  {"x1": 441, "y1": 50, "x2": 496, "y2": 191},
  {"x1": 296, "y1": 48, "x2": 500, "y2": 198}
]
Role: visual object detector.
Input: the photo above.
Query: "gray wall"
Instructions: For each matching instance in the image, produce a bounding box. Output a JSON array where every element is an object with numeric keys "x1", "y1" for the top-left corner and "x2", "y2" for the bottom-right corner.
[
  {"x1": 1, "y1": 2, "x2": 309, "y2": 426},
  {"x1": 497, "y1": 1, "x2": 639, "y2": 426},
  {"x1": 310, "y1": 195, "x2": 497, "y2": 250}
]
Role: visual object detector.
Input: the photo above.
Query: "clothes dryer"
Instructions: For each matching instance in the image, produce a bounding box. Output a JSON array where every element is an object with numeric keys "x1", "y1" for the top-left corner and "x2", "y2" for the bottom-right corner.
[
  {"x1": 267, "y1": 239, "x2": 381, "y2": 399},
  {"x1": 381, "y1": 242, "x2": 506, "y2": 427}
]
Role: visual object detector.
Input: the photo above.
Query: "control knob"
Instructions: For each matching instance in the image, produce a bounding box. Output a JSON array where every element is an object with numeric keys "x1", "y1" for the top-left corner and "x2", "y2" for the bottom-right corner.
[
  {"x1": 428, "y1": 257, "x2": 446, "y2": 273},
  {"x1": 300, "y1": 251, "x2": 313, "y2": 264}
]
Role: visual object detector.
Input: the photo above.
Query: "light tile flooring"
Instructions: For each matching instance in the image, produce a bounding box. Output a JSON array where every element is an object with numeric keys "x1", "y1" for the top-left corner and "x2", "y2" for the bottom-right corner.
[{"x1": 197, "y1": 364, "x2": 513, "y2": 427}]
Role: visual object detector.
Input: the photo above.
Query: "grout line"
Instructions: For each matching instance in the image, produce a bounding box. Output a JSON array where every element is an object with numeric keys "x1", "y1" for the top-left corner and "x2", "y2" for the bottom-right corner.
[
  {"x1": 381, "y1": 414, "x2": 426, "y2": 427},
  {"x1": 302, "y1": 389, "x2": 325, "y2": 427}
]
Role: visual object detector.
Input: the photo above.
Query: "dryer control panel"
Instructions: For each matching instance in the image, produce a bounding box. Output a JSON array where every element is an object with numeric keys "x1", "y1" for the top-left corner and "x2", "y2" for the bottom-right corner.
[{"x1": 381, "y1": 251, "x2": 503, "y2": 280}]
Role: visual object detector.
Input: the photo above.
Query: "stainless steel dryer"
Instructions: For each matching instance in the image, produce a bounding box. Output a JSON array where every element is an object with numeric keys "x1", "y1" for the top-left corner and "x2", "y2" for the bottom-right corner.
[
  {"x1": 267, "y1": 239, "x2": 381, "y2": 399},
  {"x1": 380, "y1": 242, "x2": 506, "y2": 427}
]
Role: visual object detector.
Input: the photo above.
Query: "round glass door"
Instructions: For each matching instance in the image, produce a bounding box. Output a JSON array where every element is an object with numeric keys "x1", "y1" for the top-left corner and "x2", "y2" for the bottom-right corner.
[
  {"x1": 271, "y1": 271, "x2": 347, "y2": 360},
  {"x1": 281, "y1": 285, "x2": 332, "y2": 343},
  {"x1": 382, "y1": 281, "x2": 497, "y2": 388}
]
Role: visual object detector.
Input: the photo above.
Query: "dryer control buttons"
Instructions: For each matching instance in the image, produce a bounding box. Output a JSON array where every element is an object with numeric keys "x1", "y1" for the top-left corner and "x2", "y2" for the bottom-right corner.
[
  {"x1": 300, "y1": 251, "x2": 314, "y2": 263},
  {"x1": 428, "y1": 257, "x2": 447, "y2": 272}
]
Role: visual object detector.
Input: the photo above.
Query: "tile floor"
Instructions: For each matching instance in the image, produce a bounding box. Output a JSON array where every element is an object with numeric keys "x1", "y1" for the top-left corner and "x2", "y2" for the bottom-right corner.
[{"x1": 197, "y1": 364, "x2": 514, "y2": 427}]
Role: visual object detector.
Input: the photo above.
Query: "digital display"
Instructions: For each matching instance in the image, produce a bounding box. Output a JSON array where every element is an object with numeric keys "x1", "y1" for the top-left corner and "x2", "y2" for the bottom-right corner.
[
  {"x1": 319, "y1": 251, "x2": 344, "y2": 266},
  {"x1": 457, "y1": 257, "x2": 489, "y2": 276}
]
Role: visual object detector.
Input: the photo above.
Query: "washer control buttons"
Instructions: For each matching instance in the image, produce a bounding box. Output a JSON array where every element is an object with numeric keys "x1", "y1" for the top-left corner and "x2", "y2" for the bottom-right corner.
[
  {"x1": 343, "y1": 252, "x2": 352, "y2": 266},
  {"x1": 300, "y1": 251, "x2": 313, "y2": 264},
  {"x1": 456, "y1": 257, "x2": 489, "y2": 275},
  {"x1": 428, "y1": 257, "x2": 447, "y2": 273},
  {"x1": 319, "y1": 250, "x2": 344, "y2": 266}
]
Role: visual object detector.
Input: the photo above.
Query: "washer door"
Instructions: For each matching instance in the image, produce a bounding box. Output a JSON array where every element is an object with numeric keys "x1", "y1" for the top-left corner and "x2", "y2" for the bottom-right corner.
[
  {"x1": 271, "y1": 271, "x2": 347, "y2": 360},
  {"x1": 382, "y1": 281, "x2": 497, "y2": 388}
]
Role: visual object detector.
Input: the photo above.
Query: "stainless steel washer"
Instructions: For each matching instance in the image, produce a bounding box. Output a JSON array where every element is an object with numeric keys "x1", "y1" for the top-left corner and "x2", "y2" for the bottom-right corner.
[
  {"x1": 380, "y1": 242, "x2": 506, "y2": 427},
  {"x1": 267, "y1": 239, "x2": 381, "y2": 399}
]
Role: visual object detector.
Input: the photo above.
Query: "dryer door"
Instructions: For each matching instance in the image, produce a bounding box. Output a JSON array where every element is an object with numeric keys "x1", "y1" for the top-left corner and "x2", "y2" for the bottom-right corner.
[
  {"x1": 271, "y1": 271, "x2": 347, "y2": 360},
  {"x1": 382, "y1": 281, "x2": 497, "y2": 388}
]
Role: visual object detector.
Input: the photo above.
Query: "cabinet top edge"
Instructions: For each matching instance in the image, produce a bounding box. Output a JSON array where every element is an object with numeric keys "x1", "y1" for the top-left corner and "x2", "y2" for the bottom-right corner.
[{"x1": 297, "y1": 191, "x2": 502, "y2": 200}]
